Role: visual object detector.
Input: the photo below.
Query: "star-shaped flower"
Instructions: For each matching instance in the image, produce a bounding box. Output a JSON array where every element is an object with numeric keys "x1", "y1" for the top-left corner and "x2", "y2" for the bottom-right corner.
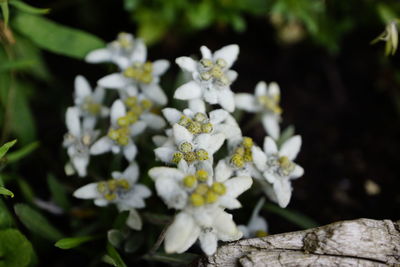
[
  {"x1": 251, "y1": 136, "x2": 304, "y2": 208},
  {"x1": 174, "y1": 45, "x2": 239, "y2": 112},
  {"x1": 238, "y1": 197, "x2": 269, "y2": 238},
  {"x1": 148, "y1": 160, "x2": 252, "y2": 255},
  {"x1": 85, "y1": 32, "x2": 147, "y2": 70},
  {"x1": 235, "y1": 81, "x2": 282, "y2": 139}
]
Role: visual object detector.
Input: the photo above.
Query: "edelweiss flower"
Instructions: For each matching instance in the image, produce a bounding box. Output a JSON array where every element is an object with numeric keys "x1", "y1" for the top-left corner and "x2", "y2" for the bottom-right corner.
[
  {"x1": 252, "y1": 136, "x2": 304, "y2": 208},
  {"x1": 63, "y1": 107, "x2": 99, "y2": 177},
  {"x1": 85, "y1": 32, "x2": 147, "y2": 70},
  {"x1": 74, "y1": 75, "x2": 108, "y2": 130},
  {"x1": 154, "y1": 124, "x2": 225, "y2": 172},
  {"x1": 238, "y1": 197, "x2": 269, "y2": 238},
  {"x1": 148, "y1": 160, "x2": 252, "y2": 255},
  {"x1": 174, "y1": 45, "x2": 239, "y2": 112},
  {"x1": 162, "y1": 107, "x2": 241, "y2": 143},
  {"x1": 235, "y1": 81, "x2": 282, "y2": 139},
  {"x1": 73, "y1": 163, "x2": 151, "y2": 230},
  {"x1": 90, "y1": 100, "x2": 144, "y2": 161},
  {"x1": 97, "y1": 54, "x2": 169, "y2": 106}
]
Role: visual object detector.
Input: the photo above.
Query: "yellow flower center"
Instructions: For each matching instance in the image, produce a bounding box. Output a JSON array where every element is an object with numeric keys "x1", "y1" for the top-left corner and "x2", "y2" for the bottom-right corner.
[
  {"x1": 178, "y1": 114, "x2": 214, "y2": 135},
  {"x1": 123, "y1": 61, "x2": 153, "y2": 84},
  {"x1": 82, "y1": 98, "x2": 101, "y2": 115},
  {"x1": 278, "y1": 156, "x2": 295, "y2": 176},
  {"x1": 230, "y1": 137, "x2": 254, "y2": 168},
  {"x1": 97, "y1": 178, "x2": 131, "y2": 201},
  {"x1": 117, "y1": 32, "x2": 134, "y2": 49},
  {"x1": 196, "y1": 169, "x2": 208, "y2": 182},
  {"x1": 199, "y1": 58, "x2": 230, "y2": 86},
  {"x1": 255, "y1": 230, "x2": 268, "y2": 237},
  {"x1": 258, "y1": 95, "x2": 282, "y2": 115},
  {"x1": 183, "y1": 175, "x2": 197, "y2": 188},
  {"x1": 188, "y1": 180, "x2": 226, "y2": 207},
  {"x1": 107, "y1": 126, "x2": 131, "y2": 146}
]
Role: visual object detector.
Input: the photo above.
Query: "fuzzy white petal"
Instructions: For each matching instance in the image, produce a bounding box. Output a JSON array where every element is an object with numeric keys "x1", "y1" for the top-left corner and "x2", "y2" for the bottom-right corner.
[
  {"x1": 200, "y1": 46, "x2": 212, "y2": 59},
  {"x1": 213, "y1": 209, "x2": 242, "y2": 241},
  {"x1": 263, "y1": 136, "x2": 278, "y2": 155},
  {"x1": 213, "y1": 44, "x2": 239, "y2": 68},
  {"x1": 141, "y1": 84, "x2": 167, "y2": 105},
  {"x1": 154, "y1": 147, "x2": 175, "y2": 163},
  {"x1": 148, "y1": 167, "x2": 184, "y2": 181},
  {"x1": 215, "y1": 160, "x2": 233, "y2": 182},
  {"x1": 173, "y1": 124, "x2": 193, "y2": 145},
  {"x1": 203, "y1": 87, "x2": 218, "y2": 104},
  {"x1": 262, "y1": 114, "x2": 280, "y2": 140},
  {"x1": 218, "y1": 197, "x2": 242, "y2": 209},
  {"x1": 123, "y1": 143, "x2": 137, "y2": 161},
  {"x1": 162, "y1": 108, "x2": 182, "y2": 125},
  {"x1": 176, "y1": 56, "x2": 197, "y2": 72},
  {"x1": 209, "y1": 109, "x2": 228, "y2": 124},
  {"x1": 226, "y1": 70, "x2": 238, "y2": 82},
  {"x1": 123, "y1": 162, "x2": 139, "y2": 183},
  {"x1": 72, "y1": 156, "x2": 89, "y2": 177},
  {"x1": 110, "y1": 100, "x2": 126, "y2": 125},
  {"x1": 188, "y1": 99, "x2": 206, "y2": 114},
  {"x1": 126, "y1": 208, "x2": 142, "y2": 230},
  {"x1": 85, "y1": 48, "x2": 111, "y2": 63},
  {"x1": 98, "y1": 73, "x2": 126, "y2": 89},
  {"x1": 279, "y1": 135, "x2": 301, "y2": 160},
  {"x1": 174, "y1": 81, "x2": 203, "y2": 100},
  {"x1": 268, "y1": 82, "x2": 280, "y2": 97},
  {"x1": 217, "y1": 89, "x2": 235, "y2": 112},
  {"x1": 273, "y1": 178, "x2": 292, "y2": 208},
  {"x1": 130, "y1": 40, "x2": 147, "y2": 63},
  {"x1": 291, "y1": 164, "x2": 304, "y2": 179},
  {"x1": 90, "y1": 136, "x2": 113, "y2": 155},
  {"x1": 224, "y1": 176, "x2": 252, "y2": 198},
  {"x1": 152, "y1": 59, "x2": 169, "y2": 76},
  {"x1": 235, "y1": 93, "x2": 259, "y2": 112},
  {"x1": 251, "y1": 146, "x2": 267, "y2": 172},
  {"x1": 74, "y1": 75, "x2": 92, "y2": 101},
  {"x1": 164, "y1": 212, "x2": 200, "y2": 254},
  {"x1": 199, "y1": 232, "x2": 218, "y2": 256},
  {"x1": 73, "y1": 183, "x2": 100, "y2": 199},
  {"x1": 155, "y1": 176, "x2": 187, "y2": 209},
  {"x1": 66, "y1": 107, "x2": 81, "y2": 137},
  {"x1": 255, "y1": 81, "x2": 268, "y2": 96},
  {"x1": 141, "y1": 113, "x2": 166, "y2": 129},
  {"x1": 130, "y1": 121, "x2": 147, "y2": 136}
]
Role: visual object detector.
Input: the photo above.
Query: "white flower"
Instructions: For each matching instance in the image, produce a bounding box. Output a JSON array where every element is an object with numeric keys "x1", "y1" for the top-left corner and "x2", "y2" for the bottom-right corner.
[
  {"x1": 161, "y1": 107, "x2": 241, "y2": 143},
  {"x1": 174, "y1": 45, "x2": 239, "y2": 112},
  {"x1": 73, "y1": 163, "x2": 151, "y2": 230},
  {"x1": 85, "y1": 32, "x2": 147, "y2": 70},
  {"x1": 97, "y1": 55, "x2": 169, "y2": 106},
  {"x1": 63, "y1": 107, "x2": 99, "y2": 177},
  {"x1": 90, "y1": 100, "x2": 144, "y2": 161},
  {"x1": 251, "y1": 136, "x2": 304, "y2": 208},
  {"x1": 148, "y1": 160, "x2": 252, "y2": 255},
  {"x1": 238, "y1": 197, "x2": 269, "y2": 238},
  {"x1": 154, "y1": 124, "x2": 225, "y2": 172},
  {"x1": 235, "y1": 81, "x2": 282, "y2": 139},
  {"x1": 74, "y1": 75, "x2": 108, "y2": 130}
]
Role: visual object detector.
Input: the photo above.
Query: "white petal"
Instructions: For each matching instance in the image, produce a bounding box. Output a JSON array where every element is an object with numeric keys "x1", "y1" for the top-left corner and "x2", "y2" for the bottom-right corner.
[
  {"x1": 218, "y1": 197, "x2": 242, "y2": 209},
  {"x1": 98, "y1": 73, "x2": 126, "y2": 89},
  {"x1": 215, "y1": 160, "x2": 233, "y2": 182},
  {"x1": 203, "y1": 87, "x2": 218, "y2": 104},
  {"x1": 207, "y1": 133, "x2": 226, "y2": 154},
  {"x1": 213, "y1": 209, "x2": 242, "y2": 241},
  {"x1": 66, "y1": 107, "x2": 81, "y2": 137},
  {"x1": 224, "y1": 176, "x2": 252, "y2": 198},
  {"x1": 126, "y1": 85, "x2": 138, "y2": 96},
  {"x1": 154, "y1": 147, "x2": 175, "y2": 163},
  {"x1": 200, "y1": 46, "x2": 212, "y2": 59},
  {"x1": 141, "y1": 113, "x2": 166, "y2": 129},
  {"x1": 217, "y1": 89, "x2": 235, "y2": 112},
  {"x1": 130, "y1": 39, "x2": 147, "y2": 63},
  {"x1": 162, "y1": 108, "x2": 182, "y2": 125},
  {"x1": 255, "y1": 81, "x2": 267, "y2": 96},
  {"x1": 110, "y1": 100, "x2": 126, "y2": 125},
  {"x1": 164, "y1": 212, "x2": 200, "y2": 254},
  {"x1": 114, "y1": 57, "x2": 130, "y2": 71},
  {"x1": 126, "y1": 208, "x2": 142, "y2": 230},
  {"x1": 209, "y1": 109, "x2": 228, "y2": 125},
  {"x1": 130, "y1": 121, "x2": 147, "y2": 136},
  {"x1": 141, "y1": 83, "x2": 168, "y2": 105},
  {"x1": 85, "y1": 48, "x2": 111, "y2": 63},
  {"x1": 148, "y1": 167, "x2": 184, "y2": 181},
  {"x1": 279, "y1": 135, "x2": 302, "y2": 160},
  {"x1": 175, "y1": 56, "x2": 197, "y2": 72},
  {"x1": 262, "y1": 171, "x2": 278, "y2": 184},
  {"x1": 262, "y1": 114, "x2": 280, "y2": 140},
  {"x1": 153, "y1": 135, "x2": 168, "y2": 147},
  {"x1": 73, "y1": 183, "x2": 100, "y2": 199},
  {"x1": 291, "y1": 164, "x2": 304, "y2": 179},
  {"x1": 74, "y1": 75, "x2": 92, "y2": 101},
  {"x1": 174, "y1": 81, "x2": 202, "y2": 100},
  {"x1": 123, "y1": 143, "x2": 137, "y2": 161},
  {"x1": 133, "y1": 184, "x2": 152, "y2": 198},
  {"x1": 251, "y1": 146, "x2": 267, "y2": 172},
  {"x1": 82, "y1": 117, "x2": 96, "y2": 131},
  {"x1": 188, "y1": 99, "x2": 206, "y2": 114},
  {"x1": 199, "y1": 232, "x2": 218, "y2": 256},
  {"x1": 248, "y1": 216, "x2": 268, "y2": 234},
  {"x1": 173, "y1": 124, "x2": 193, "y2": 145},
  {"x1": 263, "y1": 136, "x2": 278, "y2": 155},
  {"x1": 72, "y1": 156, "x2": 89, "y2": 177},
  {"x1": 268, "y1": 82, "x2": 280, "y2": 97},
  {"x1": 226, "y1": 70, "x2": 238, "y2": 82},
  {"x1": 153, "y1": 59, "x2": 170, "y2": 76},
  {"x1": 155, "y1": 177, "x2": 187, "y2": 209},
  {"x1": 213, "y1": 44, "x2": 239, "y2": 68},
  {"x1": 123, "y1": 162, "x2": 139, "y2": 183},
  {"x1": 234, "y1": 93, "x2": 259, "y2": 112},
  {"x1": 93, "y1": 86, "x2": 105, "y2": 102},
  {"x1": 90, "y1": 136, "x2": 113, "y2": 155},
  {"x1": 273, "y1": 178, "x2": 292, "y2": 208}
]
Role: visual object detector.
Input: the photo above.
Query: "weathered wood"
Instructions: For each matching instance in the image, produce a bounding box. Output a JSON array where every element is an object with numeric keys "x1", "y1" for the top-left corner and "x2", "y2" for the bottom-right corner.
[{"x1": 197, "y1": 218, "x2": 400, "y2": 266}]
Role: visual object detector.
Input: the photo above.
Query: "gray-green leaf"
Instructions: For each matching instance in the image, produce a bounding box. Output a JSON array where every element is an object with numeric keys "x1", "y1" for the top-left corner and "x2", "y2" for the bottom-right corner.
[
  {"x1": 0, "y1": 229, "x2": 34, "y2": 267},
  {"x1": 0, "y1": 140, "x2": 16, "y2": 160},
  {"x1": 55, "y1": 236, "x2": 96, "y2": 249}
]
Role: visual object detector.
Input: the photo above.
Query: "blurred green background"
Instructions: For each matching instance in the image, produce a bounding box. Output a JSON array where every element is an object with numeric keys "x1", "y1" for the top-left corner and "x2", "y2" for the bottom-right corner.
[{"x1": 1, "y1": 0, "x2": 400, "y2": 266}]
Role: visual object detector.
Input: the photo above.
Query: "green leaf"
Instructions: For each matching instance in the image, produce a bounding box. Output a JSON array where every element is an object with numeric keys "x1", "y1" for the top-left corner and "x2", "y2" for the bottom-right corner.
[
  {"x1": 6, "y1": 141, "x2": 38, "y2": 163},
  {"x1": 0, "y1": 59, "x2": 35, "y2": 73},
  {"x1": 264, "y1": 203, "x2": 318, "y2": 229},
  {"x1": 0, "y1": 229, "x2": 34, "y2": 267},
  {"x1": 0, "y1": 186, "x2": 13, "y2": 197},
  {"x1": 16, "y1": 179, "x2": 34, "y2": 202},
  {"x1": 0, "y1": 199, "x2": 14, "y2": 229},
  {"x1": 47, "y1": 174, "x2": 70, "y2": 211},
  {"x1": 14, "y1": 203, "x2": 63, "y2": 241},
  {"x1": 0, "y1": 140, "x2": 16, "y2": 160},
  {"x1": 55, "y1": 236, "x2": 96, "y2": 249},
  {"x1": 106, "y1": 243, "x2": 127, "y2": 267},
  {"x1": 143, "y1": 252, "x2": 199, "y2": 265},
  {"x1": 0, "y1": 2, "x2": 9, "y2": 27},
  {"x1": 12, "y1": 13, "x2": 105, "y2": 59},
  {"x1": 9, "y1": 0, "x2": 50, "y2": 15}
]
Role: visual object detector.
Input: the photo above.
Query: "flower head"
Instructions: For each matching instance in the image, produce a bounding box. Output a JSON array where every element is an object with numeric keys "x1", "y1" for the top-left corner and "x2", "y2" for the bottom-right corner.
[{"x1": 238, "y1": 197, "x2": 269, "y2": 238}]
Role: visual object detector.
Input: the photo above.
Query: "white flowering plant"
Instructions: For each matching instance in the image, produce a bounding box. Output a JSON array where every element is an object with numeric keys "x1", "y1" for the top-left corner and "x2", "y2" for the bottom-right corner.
[{"x1": 60, "y1": 32, "x2": 306, "y2": 264}]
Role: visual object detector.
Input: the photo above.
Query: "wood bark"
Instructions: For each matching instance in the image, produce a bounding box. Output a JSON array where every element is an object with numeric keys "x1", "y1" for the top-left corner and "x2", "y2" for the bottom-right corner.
[{"x1": 197, "y1": 218, "x2": 400, "y2": 266}]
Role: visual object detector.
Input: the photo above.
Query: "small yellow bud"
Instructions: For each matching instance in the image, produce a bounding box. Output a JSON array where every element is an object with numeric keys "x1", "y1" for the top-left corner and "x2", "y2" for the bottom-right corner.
[
  {"x1": 255, "y1": 230, "x2": 268, "y2": 237},
  {"x1": 82, "y1": 135, "x2": 92, "y2": 146},
  {"x1": 143, "y1": 61, "x2": 153, "y2": 72},
  {"x1": 200, "y1": 71, "x2": 212, "y2": 81},
  {"x1": 205, "y1": 191, "x2": 218, "y2": 204},
  {"x1": 141, "y1": 99, "x2": 153, "y2": 110},
  {"x1": 178, "y1": 116, "x2": 192, "y2": 127},
  {"x1": 196, "y1": 149, "x2": 209, "y2": 161},
  {"x1": 184, "y1": 151, "x2": 197, "y2": 163},
  {"x1": 196, "y1": 169, "x2": 208, "y2": 182},
  {"x1": 278, "y1": 156, "x2": 290, "y2": 168},
  {"x1": 231, "y1": 154, "x2": 245, "y2": 168},
  {"x1": 141, "y1": 73, "x2": 152, "y2": 84},
  {"x1": 219, "y1": 75, "x2": 230, "y2": 86},
  {"x1": 124, "y1": 96, "x2": 138, "y2": 108},
  {"x1": 97, "y1": 182, "x2": 107, "y2": 193},
  {"x1": 235, "y1": 147, "x2": 245, "y2": 156},
  {"x1": 108, "y1": 129, "x2": 119, "y2": 140},
  {"x1": 211, "y1": 66, "x2": 223, "y2": 79},
  {"x1": 123, "y1": 67, "x2": 138, "y2": 78},
  {"x1": 243, "y1": 151, "x2": 253, "y2": 162},
  {"x1": 201, "y1": 123, "x2": 213, "y2": 133},
  {"x1": 200, "y1": 58, "x2": 213, "y2": 68},
  {"x1": 117, "y1": 179, "x2": 130, "y2": 189},
  {"x1": 126, "y1": 111, "x2": 139, "y2": 124},
  {"x1": 104, "y1": 193, "x2": 117, "y2": 201},
  {"x1": 190, "y1": 193, "x2": 205, "y2": 207},
  {"x1": 183, "y1": 175, "x2": 197, "y2": 188},
  {"x1": 195, "y1": 184, "x2": 209, "y2": 195},
  {"x1": 117, "y1": 135, "x2": 130, "y2": 146},
  {"x1": 179, "y1": 142, "x2": 193, "y2": 153},
  {"x1": 211, "y1": 182, "x2": 226, "y2": 195},
  {"x1": 242, "y1": 137, "x2": 253, "y2": 148},
  {"x1": 187, "y1": 121, "x2": 202, "y2": 134},
  {"x1": 216, "y1": 58, "x2": 227, "y2": 68},
  {"x1": 117, "y1": 116, "x2": 130, "y2": 127},
  {"x1": 194, "y1": 112, "x2": 207, "y2": 123},
  {"x1": 107, "y1": 180, "x2": 118, "y2": 191},
  {"x1": 172, "y1": 152, "x2": 183, "y2": 164}
]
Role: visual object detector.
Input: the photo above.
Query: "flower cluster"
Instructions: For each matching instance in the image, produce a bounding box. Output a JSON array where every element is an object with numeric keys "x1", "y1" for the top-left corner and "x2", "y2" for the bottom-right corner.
[{"x1": 64, "y1": 35, "x2": 304, "y2": 256}]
